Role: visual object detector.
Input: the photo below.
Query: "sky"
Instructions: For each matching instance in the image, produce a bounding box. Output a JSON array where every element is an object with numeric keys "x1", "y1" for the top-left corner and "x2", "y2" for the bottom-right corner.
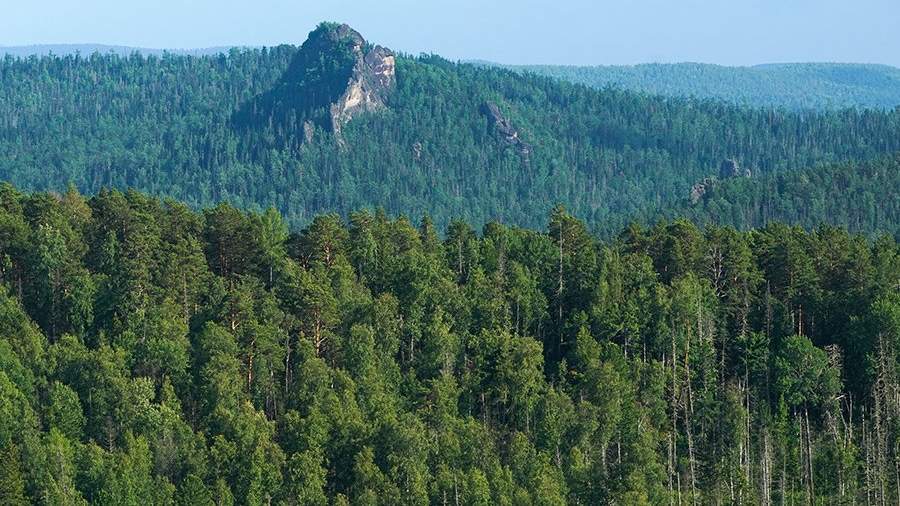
[{"x1": 2, "y1": 0, "x2": 899, "y2": 66}]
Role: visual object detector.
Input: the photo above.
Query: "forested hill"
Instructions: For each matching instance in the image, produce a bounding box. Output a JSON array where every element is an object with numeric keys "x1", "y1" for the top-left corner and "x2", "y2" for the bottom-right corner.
[
  {"x1": 498, "y1": 62, "x2": 900, "y2": 111},
  {"x1": 653, "y1": 153, "x2": 900, "y2": 238},
  {"x1": 1, "y1": 23, "x2": 900, "y2": 237},
  {"x1": 8, "y1": 47, "x2": 900, "y2": 111},
  {"x1": 1, "y1": 183, "x2": 899, "y2": 504}
]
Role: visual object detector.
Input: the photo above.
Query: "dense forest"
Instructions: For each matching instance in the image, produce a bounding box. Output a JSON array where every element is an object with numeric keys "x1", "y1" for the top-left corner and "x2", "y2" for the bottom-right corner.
[
  {"x1": 663, "y1": 153, "x2": 900, "y2": 237},
  {"x1": 1, "y1": 183, "x2": 899, "y2": 505},
  {"x1": 2, "y1": 24, "x2": 900, "y2": 237},
  {"x1": 500, "y1": 62, "x2": 900, "y2": 111},
  {"x1": 6, "y1": 48, "x2": 900, "y2": 111}
]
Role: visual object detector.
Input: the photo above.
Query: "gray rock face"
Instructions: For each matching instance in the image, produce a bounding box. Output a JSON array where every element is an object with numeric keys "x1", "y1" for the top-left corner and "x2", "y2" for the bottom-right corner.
[
  {"x1": 481, "y1": 101, "x2": 532, "y2": 158},
  {"x1": 690, "y1": 177, "x2": 715, "y2": 204},
  {"x1": 691, "y1": 158, "x2": 751, "y2": 203},
  {"x1": 239, "y1": 23, "x2": 396, "y2": 145},
  {"x1": 329, "y1": 34, "x2": 396, "y2": 139}
]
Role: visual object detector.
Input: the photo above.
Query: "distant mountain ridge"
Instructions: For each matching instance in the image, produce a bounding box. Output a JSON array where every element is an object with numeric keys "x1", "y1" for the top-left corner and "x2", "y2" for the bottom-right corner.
[
  {"x1": 0, "y1": 43, "x2": 239, "y2": 57},
  {"x1": 8, "y1": 45, "x2": 900, "y2": 110},
  {"x1": 486, "y1": 61, "x2": 900, "y2": 110}
]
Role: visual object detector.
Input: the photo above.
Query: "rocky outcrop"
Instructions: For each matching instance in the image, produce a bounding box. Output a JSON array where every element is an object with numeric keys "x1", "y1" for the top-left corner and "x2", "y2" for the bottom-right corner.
[
  {"x1": 691, "y1": 159, "x2": 751, "y2": 204},
  {"x1": 690, "y1": 177, "x2": 716, "y2": 204},
  {"x1": 482, "y1": 101, "x2": 532, "y2": 158},
  {"x1": 719, "y1": 158, "x2": 751, "y2": 179},
  {"x1": 329, "y1": 36, "x2": 395, "y2": 138},
  {"x1": 234, "y1": 23, "x2": 395, "y2": 145}
]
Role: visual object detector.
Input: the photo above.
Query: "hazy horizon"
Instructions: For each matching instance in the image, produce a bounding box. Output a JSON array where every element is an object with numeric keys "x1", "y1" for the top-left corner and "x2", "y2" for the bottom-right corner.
[
  {"x1": 2, "y1": 0, "x2": 899, "y2": 67},
  {"x1": 4, "y1": 43, "x2": 900, "y2": 70}
]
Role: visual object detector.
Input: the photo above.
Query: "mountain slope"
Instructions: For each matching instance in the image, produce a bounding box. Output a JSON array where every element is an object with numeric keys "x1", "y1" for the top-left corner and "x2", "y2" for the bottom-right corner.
[
  {"x1": 656, "y1": 153, "x2": 900, "y2": 237},
  {"x1": 499, "y1": 62, "x2": 900, "y2": 110},
  {"x1": 1, "y1": 23, "x2": 899, "y2": 237}
]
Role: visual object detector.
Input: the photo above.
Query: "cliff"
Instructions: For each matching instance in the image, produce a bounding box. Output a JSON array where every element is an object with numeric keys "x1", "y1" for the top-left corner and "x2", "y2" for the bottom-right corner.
[{"x1": 235, "y1": 23, "x2": 395, "y2": 143}]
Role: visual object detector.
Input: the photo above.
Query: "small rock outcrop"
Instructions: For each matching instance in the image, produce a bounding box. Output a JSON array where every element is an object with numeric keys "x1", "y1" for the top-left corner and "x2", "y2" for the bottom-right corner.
[
  {"x1": 690, "y1": 177, "x2": 716, "y2": 204},
  {"x1": 690, "y1": 159, "x2": 751, "y2": 204},
  {"x1": 719, "y1": 158, "x2": 751, "y2": 179},
  {"x1": 482, "y1": 101, "x2": 532, "y2": 158}
]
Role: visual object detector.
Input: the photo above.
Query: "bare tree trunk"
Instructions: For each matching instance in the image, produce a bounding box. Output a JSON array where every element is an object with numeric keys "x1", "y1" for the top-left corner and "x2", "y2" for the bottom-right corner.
[
  {"x1": 781, "y1": 435, "x2": 787, "y2": 506},
  {"x1": 761, "y1": 431, "x2": 772, "y2": 506},
  {"x1": 877, "y1": 335, "x2": 889, "y2": 506},
  {"x1": 685, "y1": 344, "x2": 698, "y2": 504},
  {"x1": 284, "y1": 334, "x2": 292, "y2": 392},
  {"x1": 182, "y1": 271, "x2": 190, "y2": 322},
  {"x1": 557, "y1": 222, "x2": 564, "y2": 354},
  {"x1": 247, "y1": 352, "x2": 254, "y2": 392},
  {"x1": 805, "y1": 407, "x2": 815, "y2": 504},
  {"x1": 865, "y1": 413, "x2": 873, "y2": 506},
  {"x1": 670, "y1": 344, "x2": 680, "y2": 505},
  {"x1": 744, "y1": 380, "x2": 753, "y2": 503},
  {"x1": 894, "y1": 440, "x2": 900, "y2": 506},
  {"x1": 798, "y1": 410, "x2": 808, "y2": 504}
]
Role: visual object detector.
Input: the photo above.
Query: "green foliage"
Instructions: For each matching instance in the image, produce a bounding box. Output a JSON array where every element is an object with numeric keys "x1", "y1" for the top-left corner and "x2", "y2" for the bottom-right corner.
[
  {"x1": 775, "y1": 335, "x2": 840, "y2": 409},
  {"x1": 0, "y1": 443, "x2": 29, "y2": 506},
  {"x1": 177, "y1": 474, "x2": 214, "y2": 506},
  {"x1": 46, "y1": 381, "x2": 86, "y2": 441},
  {"x1": 0, "y1": 372, "x2": 37, "y2": 448},
  {"x1": 0, "y1": 184, "x2": 897, "y2": 503},
  {"x1": 668, "y1": 153, "x2": 900, "y2": 237},
  {"x1": 3, "y1": 25, "x2": 900, "y2": 505}
]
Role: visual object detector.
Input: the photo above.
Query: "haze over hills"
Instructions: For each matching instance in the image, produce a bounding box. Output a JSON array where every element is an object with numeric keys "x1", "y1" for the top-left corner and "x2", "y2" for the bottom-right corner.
[
  {"x1": 487, "y1": 61, "x2": 900, "y2": 111},
  {"x1": 0, "y1": 43, "x2": 237, "y2": 58}
]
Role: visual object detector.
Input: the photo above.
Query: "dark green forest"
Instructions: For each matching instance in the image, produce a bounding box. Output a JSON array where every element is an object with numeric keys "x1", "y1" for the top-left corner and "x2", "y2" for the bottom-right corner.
[
  {"x1": 499, "y1": 62, "x2": 900, "y2": 111},
  {"x1": 1, "y1": 184, "x2": 899, "y2": 505},
  {"x1": 2, "y1": 23, "x2": 900, "y2": 237},
  {"x1": 663, "y1": 153, "x2": 900, "y2": 236},
  {"x1": 2, "y1": 22, "x2": 900, "y2": 505}
]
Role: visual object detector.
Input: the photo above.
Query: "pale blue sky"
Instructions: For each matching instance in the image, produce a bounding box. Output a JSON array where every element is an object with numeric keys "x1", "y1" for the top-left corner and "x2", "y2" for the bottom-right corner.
[{"x1": 2, "y1": 0, "x2": 899, "y2": 66}]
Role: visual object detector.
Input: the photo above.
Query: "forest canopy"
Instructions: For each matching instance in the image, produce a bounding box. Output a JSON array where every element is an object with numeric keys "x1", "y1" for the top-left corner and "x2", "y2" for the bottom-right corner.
[{"x1": 0, "y1": 183, "x2": 898, "y2": 504}]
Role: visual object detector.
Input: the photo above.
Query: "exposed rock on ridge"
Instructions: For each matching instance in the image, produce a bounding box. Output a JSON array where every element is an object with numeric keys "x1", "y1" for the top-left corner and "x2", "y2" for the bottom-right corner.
[
  {"x1": 482, "y1": 101, "x2": 532, "y2": 158},
  {"x1": 329, "y1": 41, "x2": 396, "y2": 138},
  {"x1": 234, "y1": 23, "x2": 395, "y2": 145},
  {"x1": 690, "y1": 177, "x2": 716, "y2": 204}
]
